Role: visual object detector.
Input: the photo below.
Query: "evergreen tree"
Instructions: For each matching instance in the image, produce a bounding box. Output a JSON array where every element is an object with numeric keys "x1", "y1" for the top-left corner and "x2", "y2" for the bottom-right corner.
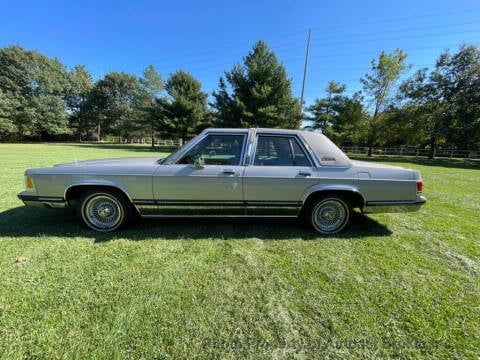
[
  {"x1": 161, "y1": 70, "x2": 208, "y2": 142},
  {"x1": 306, "y1": 81, "x2": 347, "y2": 134},
  {"x1": 306, "y1": 83, "x2": 366, "y2": 145},
  {"x1": 139, "y1": 65, "x2": 163, "y2": 146},
  {"x1": 212, "y1": 40, "x2": 301, "y2": 129}
]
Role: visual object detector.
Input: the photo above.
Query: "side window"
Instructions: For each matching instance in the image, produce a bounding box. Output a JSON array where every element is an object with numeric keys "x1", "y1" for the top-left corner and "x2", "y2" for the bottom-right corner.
[
  {"x1": 177, "y1": 134, "x2": 245, "y2": 165},
  {"x1": 253, "y1": 136, "x2": 311, "y2": 166}
]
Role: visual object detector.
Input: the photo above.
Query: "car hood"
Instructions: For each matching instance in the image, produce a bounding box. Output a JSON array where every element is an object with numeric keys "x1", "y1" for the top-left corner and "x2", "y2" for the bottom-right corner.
[
  {"x1": 54, "y1": 157, "x2": 162, "y2": 167},
  {"x1": 25, "y1": 157, "x2": 163, "y2": 176}
]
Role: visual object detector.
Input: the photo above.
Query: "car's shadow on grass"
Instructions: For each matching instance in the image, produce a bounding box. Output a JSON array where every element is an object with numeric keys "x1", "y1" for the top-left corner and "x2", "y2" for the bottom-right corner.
[{"x1": 0, "y1": 207, "x2": 392, "y2": 241}]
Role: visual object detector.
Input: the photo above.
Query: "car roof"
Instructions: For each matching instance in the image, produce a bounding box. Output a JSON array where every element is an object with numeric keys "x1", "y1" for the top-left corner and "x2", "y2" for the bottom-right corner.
[
  {"x1": 202, "y1": 128, "x2": 249, "y2": 133},
  {"x1": 203, "y1": 128, "x2": 304, "y2": 135}
]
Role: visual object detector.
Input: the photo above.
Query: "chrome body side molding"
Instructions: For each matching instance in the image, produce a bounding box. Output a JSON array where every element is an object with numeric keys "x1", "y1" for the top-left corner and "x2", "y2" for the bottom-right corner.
[{"x1": 134, "y1": 200, "x2": 301, "y2": 217}]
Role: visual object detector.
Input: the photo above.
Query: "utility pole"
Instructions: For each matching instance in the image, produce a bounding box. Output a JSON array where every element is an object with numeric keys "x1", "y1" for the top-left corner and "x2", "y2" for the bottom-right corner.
[{"x1": 300, "y1": 28, "x2": 312, "y2": 109}]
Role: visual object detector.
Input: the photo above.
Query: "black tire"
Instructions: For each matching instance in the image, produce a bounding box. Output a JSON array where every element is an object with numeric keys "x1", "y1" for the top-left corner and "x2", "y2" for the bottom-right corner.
[
  {"x1": 78, "y1": 189, "x2": 132, "y2": 232},
  {"x1": 306, "y1": 195, "x2": 351, "y2": 234}
]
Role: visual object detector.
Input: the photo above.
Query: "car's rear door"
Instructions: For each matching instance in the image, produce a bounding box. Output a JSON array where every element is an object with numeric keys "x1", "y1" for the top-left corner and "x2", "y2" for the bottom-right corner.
[{"x1": 243, "y1": 132, "x2": 318, "y2": 216}]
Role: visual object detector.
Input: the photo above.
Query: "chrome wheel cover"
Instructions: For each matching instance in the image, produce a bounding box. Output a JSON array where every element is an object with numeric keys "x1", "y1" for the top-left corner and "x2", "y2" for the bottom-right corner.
[
  {"x1": 83, "y1": 194, "x2": 123, "y2": 231},
  {"x1": 312, "y1": 198, "x2": 348, "y2": 233}
]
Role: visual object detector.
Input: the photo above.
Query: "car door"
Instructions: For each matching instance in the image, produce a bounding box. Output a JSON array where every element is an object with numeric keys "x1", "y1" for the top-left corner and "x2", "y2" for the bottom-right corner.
[
  {"x1": 150, "y1": 133, "x2": 247, "y2": 216},
  {"x1": 243, "y1": 133, "x2": 318, "y2": 216}
]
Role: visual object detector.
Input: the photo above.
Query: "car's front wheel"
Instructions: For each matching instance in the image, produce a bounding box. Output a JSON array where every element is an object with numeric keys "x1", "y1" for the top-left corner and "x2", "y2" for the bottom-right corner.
[
  {"x1": 79, "y1": 189, "x2": 132, "y2": 232},
  {"x1": 307, "y1": 195, "x2": 351, "y2": 234}
]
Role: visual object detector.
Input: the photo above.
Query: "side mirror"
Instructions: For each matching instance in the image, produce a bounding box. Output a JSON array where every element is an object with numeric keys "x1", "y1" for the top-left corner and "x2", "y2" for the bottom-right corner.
[{"x1": 192, "y1": 156, "x2": 204, "y2": 169}]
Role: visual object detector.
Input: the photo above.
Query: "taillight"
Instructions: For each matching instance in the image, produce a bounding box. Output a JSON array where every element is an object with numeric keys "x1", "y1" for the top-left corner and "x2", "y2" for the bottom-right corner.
[{"x1": 417, "y1": 181, "x2": 423, "y2": 193}]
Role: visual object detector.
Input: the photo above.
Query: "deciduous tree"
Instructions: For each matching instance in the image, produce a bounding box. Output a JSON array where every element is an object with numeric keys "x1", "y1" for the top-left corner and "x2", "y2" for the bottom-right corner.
[
  {"x1": 360, "y1": 49, "x2": 408, "y2": 156},
  {"x1": 400, "y1": 45, "x2": 480, "y2": 157},
  {"x1": 66, "y1": 65, "x2": 94, "y2": 141},
  {"x1": 84, "y1": 72, "x2": 141, "y2": 141},
  {"x1": 0, "y1": 46, "x2": 70, "y2": 140},
  {"x1": 0, "y1": 89, "x2": 17, "y2": 140}
]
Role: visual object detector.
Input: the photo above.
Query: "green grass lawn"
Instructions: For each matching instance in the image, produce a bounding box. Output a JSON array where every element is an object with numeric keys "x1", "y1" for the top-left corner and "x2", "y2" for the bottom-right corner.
[{"x1": 0, "y1": 144, "x2": 479, "y2": 359}]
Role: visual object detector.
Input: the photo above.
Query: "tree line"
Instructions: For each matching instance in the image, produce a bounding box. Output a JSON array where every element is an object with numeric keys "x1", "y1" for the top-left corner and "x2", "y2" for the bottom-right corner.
[
  {"x1": 0, "y1": 41, "x2": 300, "y2": 146},
  {"x1": 1, "y1": 42, "x2": 479, "y2": 157},
  {"x1": 307, "y1": 45, "x2": 480, "y2": 158}
]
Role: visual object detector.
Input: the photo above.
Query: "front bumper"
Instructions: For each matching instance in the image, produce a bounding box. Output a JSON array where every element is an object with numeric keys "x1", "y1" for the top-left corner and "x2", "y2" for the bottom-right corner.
[
  {"x1": 363, "y1": 196, "x2": 427, "y2": 214},
  {"x1": 18, "y1": 192, "x2": 67, "y2": 209}
]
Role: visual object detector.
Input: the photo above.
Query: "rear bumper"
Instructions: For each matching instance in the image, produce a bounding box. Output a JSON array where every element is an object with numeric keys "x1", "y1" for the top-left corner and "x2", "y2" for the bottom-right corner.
[
  {"x1": 363, "y1": 196, "x2": 426, "y2": 214},
  {"x1": 18, "y1": 192, "x2": 67, "y2": 209}
]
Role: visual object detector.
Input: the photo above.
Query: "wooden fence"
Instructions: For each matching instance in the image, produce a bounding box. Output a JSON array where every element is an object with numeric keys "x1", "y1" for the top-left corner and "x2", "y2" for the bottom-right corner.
[{"x1": 341, "y1": 146, "x2": 480, "y2": 159}]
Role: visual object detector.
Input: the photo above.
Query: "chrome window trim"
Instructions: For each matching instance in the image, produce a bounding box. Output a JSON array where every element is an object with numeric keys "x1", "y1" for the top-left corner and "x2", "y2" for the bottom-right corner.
[
  {"x1": 167, "y1": 131, "x2": 249, "y2": 166},
  {"x1": 249, "y1": 132, "x2": 315, "y2": 167}
]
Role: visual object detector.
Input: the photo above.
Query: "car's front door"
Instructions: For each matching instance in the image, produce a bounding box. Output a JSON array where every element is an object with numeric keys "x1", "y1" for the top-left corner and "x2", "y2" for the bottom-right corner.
[
  {"x1": 243, "y1": 134, "x2": 318, "y2": 216},
  {"x1": 149, "y1": 133, "x2": 247, "y2": 216}
]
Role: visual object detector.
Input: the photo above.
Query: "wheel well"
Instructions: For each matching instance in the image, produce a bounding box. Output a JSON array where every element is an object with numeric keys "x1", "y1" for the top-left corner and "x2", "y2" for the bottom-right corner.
[
  {"x1": 302, "y1": 190, "x2": 365, "y2": 212},
  {"x1": 65, "y1": 185, "x2": 132, "y2": 207}
]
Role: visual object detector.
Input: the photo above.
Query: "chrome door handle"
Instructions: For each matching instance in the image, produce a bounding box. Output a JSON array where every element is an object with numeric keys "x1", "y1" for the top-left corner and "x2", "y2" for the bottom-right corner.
[
  {"x1": 223, "y1": 169, "x2": 236, "y2": 175},
  {"x1": 298, "y1": 171, "x2": 311, "y2": 177}
]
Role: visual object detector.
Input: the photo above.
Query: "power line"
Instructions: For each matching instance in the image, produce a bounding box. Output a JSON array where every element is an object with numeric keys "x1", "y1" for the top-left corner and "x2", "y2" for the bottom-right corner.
[
  {"x1": 163, "y1": 42, "x2": 478, "y2": 84},
  {"x1": 148, "y1": 20, "x2": 480, "y2": 72},
  {"x1": 151, "y1": 27, "x2": 479, "y2": 76},
  {"x1": 148, "y1": 9, "x2": 480, "y2": 63},
  {"x1": 316, "y1": 19, "x2": 480, "y2": 39},
  {"x1": 306, "y1": 43, "x2": 479, "y2": 60},
  {"x1": 309, "y1": 7, "x2": 480, "y2": 31},
  {"x1": 152, "y1": 40, "x2": 478, "y2": 78},
  {"x1": 309, "y1": 29, "x2": 480, "y2": 48},
  {"x1": 302, "y1": 64, "x2": 435, "y2": 74}
]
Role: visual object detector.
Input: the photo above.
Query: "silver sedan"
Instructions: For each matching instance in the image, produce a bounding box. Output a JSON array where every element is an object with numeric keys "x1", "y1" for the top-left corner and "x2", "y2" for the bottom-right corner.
[{"x1": 18, "y1": 128, "x2": 426, "y2": 234}]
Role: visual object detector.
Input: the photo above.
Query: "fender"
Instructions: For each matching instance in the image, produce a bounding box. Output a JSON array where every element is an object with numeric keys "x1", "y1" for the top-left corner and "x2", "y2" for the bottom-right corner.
[
  {"x1": 64, "y1": 179, "x2": 133, "y2": 203},
  {"x1": 301, "y1": 183, "x2": 366, "y2": 206}
]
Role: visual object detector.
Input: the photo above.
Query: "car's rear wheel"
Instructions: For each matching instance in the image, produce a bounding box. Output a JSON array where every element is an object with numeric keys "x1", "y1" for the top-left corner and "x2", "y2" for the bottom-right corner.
[
  {"x1": 307, "y1": 195, "x2": 351, "y2": 234},
  {"x1": 79, "y1": 189, "x2": 132, "y2": 232}
]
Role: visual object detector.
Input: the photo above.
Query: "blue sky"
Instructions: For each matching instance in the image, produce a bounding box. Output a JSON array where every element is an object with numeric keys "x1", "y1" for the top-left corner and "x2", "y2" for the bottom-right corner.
[{"x1": 1, "y1": 0, "x2": 479, "y2": 106}]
